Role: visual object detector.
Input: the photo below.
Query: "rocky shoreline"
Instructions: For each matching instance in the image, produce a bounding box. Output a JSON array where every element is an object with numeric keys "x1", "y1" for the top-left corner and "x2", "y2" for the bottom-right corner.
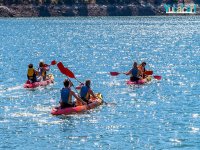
[{"x1": 0, "y1": 4, "x2": 199, "y2": 17}]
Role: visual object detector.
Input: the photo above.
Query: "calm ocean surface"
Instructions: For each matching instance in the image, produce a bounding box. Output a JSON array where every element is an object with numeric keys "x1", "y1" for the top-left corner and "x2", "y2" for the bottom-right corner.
[{"x1": 0, "y1": 16, "x2": 199, "y2": 149}]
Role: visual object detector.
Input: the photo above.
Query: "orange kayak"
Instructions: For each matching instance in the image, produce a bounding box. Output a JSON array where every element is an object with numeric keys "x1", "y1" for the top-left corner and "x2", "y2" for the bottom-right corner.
[{"x1": 51, "y1": 93, "x2": 103, "y2": 115}]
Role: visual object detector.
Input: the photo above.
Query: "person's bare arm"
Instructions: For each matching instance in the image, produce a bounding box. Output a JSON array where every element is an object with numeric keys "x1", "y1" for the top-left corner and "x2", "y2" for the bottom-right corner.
[
  {"x1": 71, "y1": 91, "x2": 87, "y2": 105},
  {"x1": 124, "y1": 70, "x2": 131, "y2": 75},
  {"x1": 138, "y1": 70, "x2": 143, "y2": 78},
  {"x1": 89, "y1": 89, "x2": 97, "y2": 99}
]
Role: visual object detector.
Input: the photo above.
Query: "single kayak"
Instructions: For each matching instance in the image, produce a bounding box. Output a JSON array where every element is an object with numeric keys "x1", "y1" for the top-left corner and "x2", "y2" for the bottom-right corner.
[
  {"x1": 51, "y1": 93, "x2": 103, "y2": 116},
  {"x1": 126, "y1": 76, "x2": 152, "y2": 85},
  {"x1": 24, "y1": 74, "x2": 54, "y2": 89}
]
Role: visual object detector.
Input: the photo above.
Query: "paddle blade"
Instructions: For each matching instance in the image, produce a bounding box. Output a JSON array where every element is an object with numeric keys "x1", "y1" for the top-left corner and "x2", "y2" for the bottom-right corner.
[
  {"x1": 51, "y1": 60, "x2": 57, "y2": 65},
  {"x1": 110, "y1": 72, "x2": 120, "y2": 76},
  {"x1": 76, "y1": 83, "x2": 84, "y2": 90},
  {"x1": 57, "y1": 62, "x2": 65, "y2": 73},
  {"x1": 144, "y1": 71, "x2": 153, "y2": 75},
  {"x1": 154, "y1": 75, "x2": 162, "y2": 80},
  {"x1": 65, "y1": 67, "x2": 75, "y2": 78},
  {"x1": 57, "y1": 62, "x2": 75, "y2": 78},
  {"x1": 43, "y1": 64, "x2": 49, "y2": 67},
  {"x1": 43, "y1": 60, "x2": 57, "y2": 67}
]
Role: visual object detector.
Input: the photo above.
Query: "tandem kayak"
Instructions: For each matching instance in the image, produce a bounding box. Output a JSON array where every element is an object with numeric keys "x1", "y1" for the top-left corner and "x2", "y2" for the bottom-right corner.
[
  {"x1": 51, "y1": 93, "x2": 103, "y2": 116},
  {"x1": 24, "y1": 74, "x2": 54, "y2": 89},
  {"x1": 126, "y1": 76, "x2": 152, "y2": 85}
]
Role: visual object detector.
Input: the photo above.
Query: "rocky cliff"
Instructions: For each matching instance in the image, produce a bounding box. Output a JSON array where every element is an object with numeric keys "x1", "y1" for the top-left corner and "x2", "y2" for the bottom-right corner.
[{"x1": 0, "y1": 0, "x2": 199, "y2": 17}]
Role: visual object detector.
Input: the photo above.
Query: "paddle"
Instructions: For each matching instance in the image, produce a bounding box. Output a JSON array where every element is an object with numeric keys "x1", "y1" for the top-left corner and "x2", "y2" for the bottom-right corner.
[
  {"x1": 57, "y1": 62, "x2": 82, "y2": 83},
  {"x1": 143, "y1": 70, "x2": 161, "y2": 80},
  {"x1": 76, "y1": 83, "x2": 84, "y2": 90},
  {"x1": 144, "y1": 70, "x2": 153, "y2": 75},
  {"x1": 111, "y1": 70, "x2": 161, "y2": 80},
  {"x1": 110, "y1": 70, "x2": 153, "y2": 76},
  {"x1": 44, "y1": 60, "x2": 57, "y2": 67},
  {"x1": 110, "y1": 72, "x2": 125, "y2": 76},
  {"x1": 153, "y1": 75, "x2": 162, "y2": 80}
]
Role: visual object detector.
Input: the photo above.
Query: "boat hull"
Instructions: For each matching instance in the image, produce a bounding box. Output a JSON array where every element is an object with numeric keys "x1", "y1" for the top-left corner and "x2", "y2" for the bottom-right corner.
[
  {"x1": 24, "y1": 74, "x2": 54, "y2": 89},
  {"x1": 126, "y1": 76, "x2": 152, "y2": 85},
  {"x1": 51, "y1": 93, "x2": 103, "y2": 115}
]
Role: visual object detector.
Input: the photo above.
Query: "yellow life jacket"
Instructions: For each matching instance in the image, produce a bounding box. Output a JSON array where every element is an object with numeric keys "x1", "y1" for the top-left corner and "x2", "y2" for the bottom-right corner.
[{"x1": 27, "y1": 68, "x2": 34, "y2": 79}]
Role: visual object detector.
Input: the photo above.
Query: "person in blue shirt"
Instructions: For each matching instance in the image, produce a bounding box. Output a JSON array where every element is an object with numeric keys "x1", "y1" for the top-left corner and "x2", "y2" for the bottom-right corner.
[
  {"x1": 60, "y1": 79, "x2": 86, "y2": 108},
  {"x1": 124, "y1": 62, "x2": 141, "y2": 82},
  {"x1": 80, "y1": 80, "x2": 97, "y2": 104}
]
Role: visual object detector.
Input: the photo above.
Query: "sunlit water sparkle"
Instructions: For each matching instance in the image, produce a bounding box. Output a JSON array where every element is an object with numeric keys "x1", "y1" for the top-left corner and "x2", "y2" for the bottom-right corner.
[{"x1": 0, "y1": 16, "x2": 199, "y2": 149}]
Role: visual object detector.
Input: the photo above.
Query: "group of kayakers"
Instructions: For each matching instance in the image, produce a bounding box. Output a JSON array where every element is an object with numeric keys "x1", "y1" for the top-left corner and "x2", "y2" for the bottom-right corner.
[
  {"x1": 124, "y1": 61, "x2": 147, "y2": 82},
  {"x1": 27, "y1": 60, "x2": 49, "y2": 83},
  {"x1": 26, "y1": 60, "x2": 149, "y2": 109}
]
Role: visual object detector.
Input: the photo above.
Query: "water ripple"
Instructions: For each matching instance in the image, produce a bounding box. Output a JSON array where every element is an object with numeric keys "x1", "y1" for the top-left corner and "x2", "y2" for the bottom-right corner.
[{"x1": 0, "y1": 16, "x2": 200, "y2": 149}]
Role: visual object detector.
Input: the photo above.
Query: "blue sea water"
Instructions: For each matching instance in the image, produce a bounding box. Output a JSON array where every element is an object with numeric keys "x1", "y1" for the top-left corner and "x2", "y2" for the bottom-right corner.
[{"x1": 0, "y1": 16, "x2": 199, "y2": 150}]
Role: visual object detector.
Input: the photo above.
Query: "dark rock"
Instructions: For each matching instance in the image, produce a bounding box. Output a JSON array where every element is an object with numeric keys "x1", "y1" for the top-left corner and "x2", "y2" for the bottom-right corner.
[
  {"x1": 0, "y1": 6, "x2": 14, "y2": 17},
  {"x1": 138, "y1": 6, "x2": 156, "y2": 16},
  {"x1": 38, "y1": 5, "x2": 51, "y2": 17},
  {"x1": 0, "y1": 1, "x2": 199, "y2": 17},
  {"x1": 77, "y1": 4, "x2": 88, "y2": 16}
]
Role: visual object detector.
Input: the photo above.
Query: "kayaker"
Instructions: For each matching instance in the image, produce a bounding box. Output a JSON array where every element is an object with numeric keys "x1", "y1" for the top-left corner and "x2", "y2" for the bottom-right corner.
[
  {"x1": 60, "y1": 79, "x2": 86, "y2": 108},
  {"x1": 80, "y1": 80, "x2": 97, "y2": 104},
  {"x1": 138, "y1": 62, "x2": 146, "y2": 78},
  {"x1": 38, "y1": 61, "x2": 49, "y2": 81},
  {"x1": 27, "y1": 64, "x2": 37, "y2": 83},
  {"x1": 124, "y1": 62, "x2": 141, "y2": 82}
]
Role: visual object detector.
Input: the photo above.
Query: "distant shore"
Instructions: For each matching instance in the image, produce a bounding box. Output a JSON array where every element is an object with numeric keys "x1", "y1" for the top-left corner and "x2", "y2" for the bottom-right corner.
[
  {"x1": 0, "y1": 4, "x2": 199, "y2": 17},
  {"x1": 0, "y1": 4, "x2": 164, "y2": 17}
]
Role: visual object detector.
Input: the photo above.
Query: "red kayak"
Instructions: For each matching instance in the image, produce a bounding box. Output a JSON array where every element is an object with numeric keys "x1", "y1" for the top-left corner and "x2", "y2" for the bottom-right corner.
[
  {"x1": 126, "y1": 76, "x2": 152, "y2": 85},
  {"x1": 24, "y1": 74, "x2": 54, "y2": 89},
  {"x1": 51, "y1": 93, "x2": 103, "y2": 115}
]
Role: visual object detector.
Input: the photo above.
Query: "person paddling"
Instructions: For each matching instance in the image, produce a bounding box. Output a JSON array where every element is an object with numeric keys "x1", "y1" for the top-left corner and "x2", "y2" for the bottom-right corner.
[
  {"x1": 138, "y1": 62, "x2": 146, "y2": 78},
  {"x1": 60, "y1": 79, "x2": 86, "y2": 109},
  {"x1": 80, "y1": 80, "x2": 97, "y2": 104},
  {"x1": 27, "y1": 64, "x2": 37, "y2": 83},
  {"x1": 124, "y1": 62, "x2": 141, "y2": 82},
  {"x1": 38, "y1": 61, "x2": 49, "y2": 81}
]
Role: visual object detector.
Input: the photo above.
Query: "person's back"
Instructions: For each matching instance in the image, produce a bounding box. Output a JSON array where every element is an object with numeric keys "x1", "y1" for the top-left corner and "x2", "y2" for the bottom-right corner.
[
  {"x1": 60, "y1": 79, "x2": 86, "y2": 109},
  {"x1": 138, "y1": 62, "x2": 146, "y2": 78},
  {"x1": 27, "y1": 64, "x2": 37, "y2": 83},
  {"x1": 80, "y1": 80, "x2": 96, "y2": 104},
  {"x1": 38, "y1": 61, "x2": 47, "y2": 81},
  {"x1": 61, "y1": 87, "x2": 71, "y2": 104},
  {"x1": 80, "y1": 85, "x2": 90, "y2": 102},
  {"x1": 131, "y1": 68, "x2": 139, "y2": 78},
  {"x1": 125, "y1": 62, "x2": 141, "y2": 82}
]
